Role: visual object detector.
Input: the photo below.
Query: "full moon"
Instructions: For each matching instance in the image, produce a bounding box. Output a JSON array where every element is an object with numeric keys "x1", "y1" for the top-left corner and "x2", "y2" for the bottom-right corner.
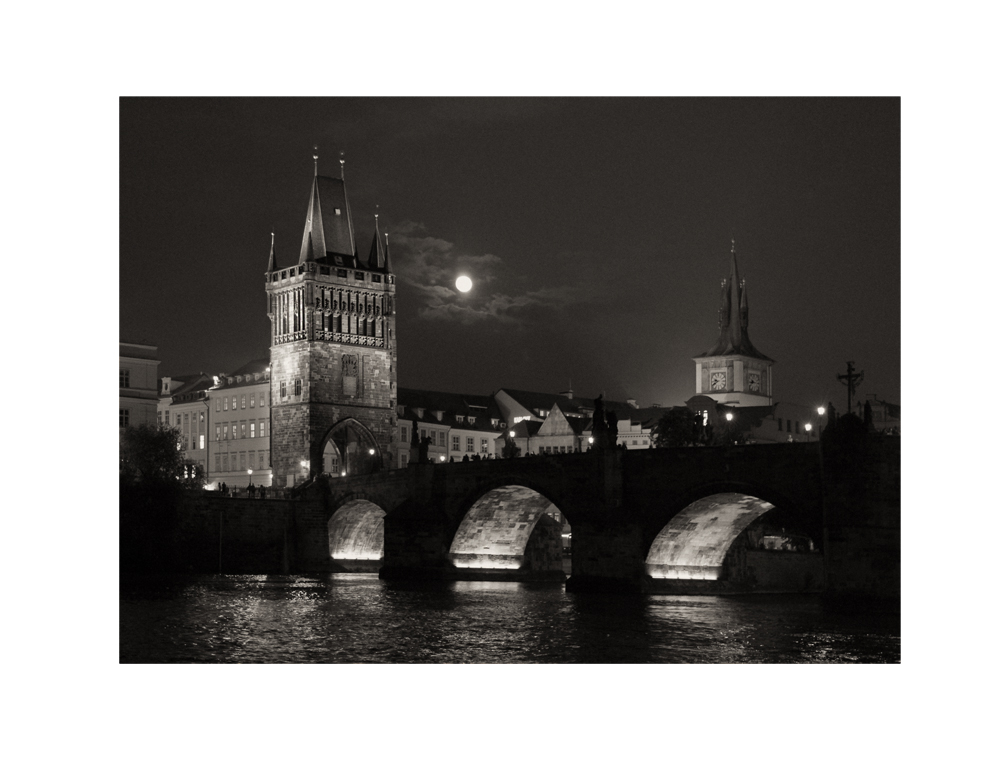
[{"x1": 455, "y1": 275, "x2": 472, "y2": 293}]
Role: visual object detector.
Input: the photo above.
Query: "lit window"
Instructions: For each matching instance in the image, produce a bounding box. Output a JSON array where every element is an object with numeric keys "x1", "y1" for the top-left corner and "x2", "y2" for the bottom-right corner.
[
  {"x1": 250, "y1": 394, "x2": 255, "y2": 408},
  {"x1": 119, "y1": 408, "x2": 129, "y2": 428},
  {"x1": 481, "y1": 439, "x2": 489, "y2": 453},
  {"x1": 224, "y1": 397, "x2": 229, "y2": 411},
  {"x1": 261, "y1": 420, "x2": 267, "y2": 437},
  {"x1": 259, "y1": 392, "x2": 265, "y2": 407},
  {"x1": 215, "y1": 424, "x2": 221, "y2": 441},
  {"x1": 250, "y1": 422, "x2": 256, "y2": 438},
  {"x1": 119, "y1": 369, "x2": 130, "y2": 388},
  {"x1": 241, "y1": 395, "x2": 246, "y2": 409},
  {"x1": 199, "y1": 434, "x2": 205, "y2": 449},
  {"x1": 231, "y1": 423, "x2": 236, "y2": 439}
]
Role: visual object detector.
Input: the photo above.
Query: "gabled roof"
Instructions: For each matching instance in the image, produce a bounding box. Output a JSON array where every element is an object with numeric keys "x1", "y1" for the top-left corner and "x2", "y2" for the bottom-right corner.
[
  {"x1": 397, "y1": 387, "x2": 504, "y2": 433},
  {"x1": 299, "y1": 175, "x2": 356, "y2": 263},
  {"x1": 498, "y1": 388, "x2": 592, "y2": 418}
]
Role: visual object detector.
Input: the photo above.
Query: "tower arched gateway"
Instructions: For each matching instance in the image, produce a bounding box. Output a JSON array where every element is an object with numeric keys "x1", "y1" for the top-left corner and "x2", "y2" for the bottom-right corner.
[
  {"x1": 320, "y1": 418, "x2": 382, "y2": 477},
  {"x1": 266, "y1": 152, "x2": 398, "y2": 486}
]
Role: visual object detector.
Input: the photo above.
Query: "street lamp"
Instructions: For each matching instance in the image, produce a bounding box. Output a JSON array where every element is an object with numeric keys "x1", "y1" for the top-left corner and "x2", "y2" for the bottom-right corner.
[
  {"x1": 247, "y1": 468, "x2": 253, "y2": 490},
  {"x1": 725, "y1": 412, "x2": 734, "y2": 421}
]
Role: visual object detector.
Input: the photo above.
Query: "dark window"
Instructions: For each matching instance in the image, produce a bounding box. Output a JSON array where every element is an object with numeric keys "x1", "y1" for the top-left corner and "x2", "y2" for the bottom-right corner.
[
  {"x1": 778, "y1": 419, "x2": 783, "y2": 431},
  {"x1": 795, "y1": 421, "x2": 800, "y2": 434},
  {"x1": 320, "y1": 266, "x2": 330, "y2": 275},
  {"x1": 119, "y1": 369, "x2": 130, "y2": 388},
  {"x1": 355, "y1": 272, "x2": 365, "y2": 281},
  {"x1": 281, "y1": 271, "x2": 287, "y2": 279},
  {"x1": 280, "y1": 381, "x2": 287, "y2": 398},
  {"x1": 289, "y1": 268, "x2": 296, "y2": 277},
  {"x1": 299, "y1": 265, "x2": 305, "y2": 273},
  {"x1": 372, "y1": 274, "x2": 382, "y2": 283},
  {"x1": 337, "y1": 269, "x2": 348, "y2": 278},
  {"x1": 119, "y1": 408, "x2": 129, "y2": 428},
  {"x1": 294, "y1": 379, "x2": 302, "y2": 395}
]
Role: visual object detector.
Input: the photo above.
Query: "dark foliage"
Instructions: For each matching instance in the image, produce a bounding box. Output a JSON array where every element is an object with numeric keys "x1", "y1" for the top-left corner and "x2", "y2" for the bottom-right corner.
[{"x1": 652, "y1": 407, "x2": 703, "y2": 447}]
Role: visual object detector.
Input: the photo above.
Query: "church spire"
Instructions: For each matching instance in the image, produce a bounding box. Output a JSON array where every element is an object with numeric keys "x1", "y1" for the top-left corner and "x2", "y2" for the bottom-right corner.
[
  {"x1": 697, "y1": 241, "x2": 771, "y2": 361},
  {"x1": 367, "y1": 208, "x2": 387, "y2": 270}
]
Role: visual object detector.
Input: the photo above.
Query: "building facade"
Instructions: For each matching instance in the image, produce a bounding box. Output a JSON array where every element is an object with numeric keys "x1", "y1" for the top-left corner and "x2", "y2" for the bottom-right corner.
[
  {"x1": 120, "y1": 342, "x2": 160, "y2": 430},
  {"x1": 266, "y1": 157, "x2": 397, "y2": 487},
  {"x1": 157, "y1": 373, "x2": 212, "y2": 479},
  {"x1": 206, "y1": 359, "x2": 273, "y2": 489}
]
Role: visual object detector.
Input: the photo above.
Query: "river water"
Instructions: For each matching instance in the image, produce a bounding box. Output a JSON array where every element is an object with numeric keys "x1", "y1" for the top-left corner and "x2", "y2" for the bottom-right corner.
[{"x1": 119, "y1": 573, "x2": 899, "y2": 663}]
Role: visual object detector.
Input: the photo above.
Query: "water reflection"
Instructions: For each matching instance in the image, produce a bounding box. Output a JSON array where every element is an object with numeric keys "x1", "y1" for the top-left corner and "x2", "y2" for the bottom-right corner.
[{"x1": 120, "y1": 574, "x2": 900, "y2": 664}]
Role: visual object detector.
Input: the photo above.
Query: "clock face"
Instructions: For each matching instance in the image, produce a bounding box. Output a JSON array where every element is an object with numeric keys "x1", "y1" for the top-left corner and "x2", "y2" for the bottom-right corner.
[
  {"x1": 748, "y1": 372, "x2": 760, "y2": 391},
  {"x1": 711, "y1": 372, "x2": 726, "y2": 390}
]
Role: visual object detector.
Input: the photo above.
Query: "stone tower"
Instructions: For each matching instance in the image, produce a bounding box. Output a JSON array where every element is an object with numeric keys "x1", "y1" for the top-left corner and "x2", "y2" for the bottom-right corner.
[
  {"x1": 693, "y1": 242, "x2": 773, "y2": 407},
  {"x1": 266, "y1": 154, "x2": 397, "y2": 486}
]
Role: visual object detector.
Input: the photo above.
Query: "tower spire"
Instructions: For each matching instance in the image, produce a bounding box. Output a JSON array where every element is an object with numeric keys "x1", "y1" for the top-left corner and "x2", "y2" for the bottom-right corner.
[{"x1": 267, "y1": 231, "x2": 277, "y2": 272}]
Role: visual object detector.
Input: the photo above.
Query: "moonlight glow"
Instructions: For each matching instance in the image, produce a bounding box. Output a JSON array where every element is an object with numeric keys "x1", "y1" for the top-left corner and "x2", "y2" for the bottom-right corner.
[{"x1": 455, "y1": 275, "x2": 472, "y2": 293}]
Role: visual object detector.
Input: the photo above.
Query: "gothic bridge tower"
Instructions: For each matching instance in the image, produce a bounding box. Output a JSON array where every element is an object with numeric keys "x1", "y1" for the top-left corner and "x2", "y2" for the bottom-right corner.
[
  {"x1": 693, "y1": 241, "x2": 774, "y2": 407},
  {"x1": 266, "y1": 153, "x2": 397, "y2": 487}
]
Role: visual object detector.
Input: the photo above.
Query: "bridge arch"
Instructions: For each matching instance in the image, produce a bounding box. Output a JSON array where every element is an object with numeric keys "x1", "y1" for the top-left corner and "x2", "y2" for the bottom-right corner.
[
  {"x1": 643, "y1": 481, "x2": 823, "y2": 587},
  {"x1": 448, "y1": 483, "x2": 568, "y2": 575},
  {"x1": 328, "y1": 498, "x2": 385, "y2": 571},
  {"x1": 319, "y1": 418, "x2": 382, "y2": 478}
]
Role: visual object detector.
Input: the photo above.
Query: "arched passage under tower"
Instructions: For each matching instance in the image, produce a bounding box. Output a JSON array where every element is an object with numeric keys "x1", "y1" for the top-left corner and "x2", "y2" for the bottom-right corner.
[
  {"x1": 448, "y1": 485, "x2": 568, "y2": 579},
  {"x1": 328, "y1": 499, "x2": 385, "y2": 572},
  {"x1": 320, "y1": 419, "x2": 382, "y2": 478},
  {"x1": 645, "y1": 492, "x2": 823, "y2": 593}
]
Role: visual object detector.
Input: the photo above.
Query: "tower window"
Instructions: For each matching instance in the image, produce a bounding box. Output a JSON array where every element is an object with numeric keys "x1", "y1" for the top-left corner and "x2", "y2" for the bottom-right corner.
[
  {"x1": 355, "y1": 272, "x2": 365, "y2": 281},
  {"x1": 289, "y1": 268, "x2": 296, "y2": 277},
  {"x1": 281, "y1": 271, "x2": 287, "y2": 280},
  {"x1": 337, "y1": 269, "x2": 348, "y2": 278},
  {"x1": 294, "y1": 379, "x2": 302, "y2": 396}
]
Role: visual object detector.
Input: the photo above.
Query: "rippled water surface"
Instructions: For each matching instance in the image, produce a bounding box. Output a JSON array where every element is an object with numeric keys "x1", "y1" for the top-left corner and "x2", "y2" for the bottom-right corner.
[{"x1": 120, "y1": 574, "x2": 900, "y2": 663}]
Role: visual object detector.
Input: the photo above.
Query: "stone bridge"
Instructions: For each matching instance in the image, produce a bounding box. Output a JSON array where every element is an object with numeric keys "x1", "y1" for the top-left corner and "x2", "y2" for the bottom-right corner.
[{"x1": 278, "y1": 432, "x2": 898, "y2": 599}]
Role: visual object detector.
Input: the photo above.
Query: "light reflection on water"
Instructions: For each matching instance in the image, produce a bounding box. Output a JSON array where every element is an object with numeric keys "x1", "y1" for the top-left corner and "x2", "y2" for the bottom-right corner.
[{"x1": 119, "y1": 574, "x2": 900, "y2": 664}]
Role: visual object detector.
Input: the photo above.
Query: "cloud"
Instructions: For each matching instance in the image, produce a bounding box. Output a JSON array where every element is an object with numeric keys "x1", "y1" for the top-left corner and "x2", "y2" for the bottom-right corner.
[{"x1": 388, "y1": 221, "x2": 585, "y2": 325}]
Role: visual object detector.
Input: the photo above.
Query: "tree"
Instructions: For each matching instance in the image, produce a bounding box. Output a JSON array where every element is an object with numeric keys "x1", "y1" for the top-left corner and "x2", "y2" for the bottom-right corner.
[
  {"x1": 120, "y1": 424, "x2": 188, "y2": 485},
  {"x1": 652, "y1": 407, "x2": 703, "y2": 448}
]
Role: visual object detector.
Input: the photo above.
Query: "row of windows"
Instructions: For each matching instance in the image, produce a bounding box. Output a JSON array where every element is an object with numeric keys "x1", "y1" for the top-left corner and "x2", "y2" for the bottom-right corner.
[
  {"x1": 270, "y1": 267, "x2": 387, "y2": 282},
  {"x1": 215, "y1": 420, "x2": 268, "y2": 440},
  {"x1": 214, "y1": 451, "x2": 270, "y2": 472},
  {"x1": 215, "y1": 392, "x2": 267, "y2": 412}
]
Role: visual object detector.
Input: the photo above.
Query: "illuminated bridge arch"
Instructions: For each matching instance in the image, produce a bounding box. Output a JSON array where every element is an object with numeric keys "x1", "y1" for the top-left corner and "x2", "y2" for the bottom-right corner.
[
  {"x1": 448, "y1": 484, "x2": 568, "y2": 576},
  {"x1": 328, "y1": 498, "x2": 385, "y2": 571},
  {"x1": 644, "y1": 483, "x2": 821, "y2": 584}
]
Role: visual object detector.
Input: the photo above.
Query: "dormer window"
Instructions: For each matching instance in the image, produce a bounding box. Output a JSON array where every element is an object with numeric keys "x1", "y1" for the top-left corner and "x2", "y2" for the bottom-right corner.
[
  {"x1": 414, "y1": 408, "x2": 424, "y2": 419},
  {"x1": 468, "y1": 417, "x2": 476, "y2": 425},
  {"x1": 456, "y1": 415, "x2": 465, "y2": 423}
]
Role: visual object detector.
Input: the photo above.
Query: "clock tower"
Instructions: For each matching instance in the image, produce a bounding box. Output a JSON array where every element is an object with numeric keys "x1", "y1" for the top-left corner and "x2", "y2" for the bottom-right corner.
[
  {"x1": 267, "y1": 153, "x2": 397, "y2": 486},
  {"x1": 693, "y1": 241, "x2": 773, "y2": 407}
]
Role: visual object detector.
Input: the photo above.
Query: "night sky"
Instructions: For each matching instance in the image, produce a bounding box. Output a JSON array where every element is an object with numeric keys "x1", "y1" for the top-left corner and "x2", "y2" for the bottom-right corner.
[{"x1": 120, "y1": 97, "x2": 899, "y2": 410}]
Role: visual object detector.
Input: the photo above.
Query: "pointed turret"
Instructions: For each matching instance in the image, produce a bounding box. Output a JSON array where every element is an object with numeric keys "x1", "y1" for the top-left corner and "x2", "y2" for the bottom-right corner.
[
  {"x1": 697, "y1": 241, "x2": 771, "y2": 360},
  {"x1": 267, "y1": 232, "x2": 278, "y2": 272},
  {"x1": 298, "y1": 150, "x2": 357, "y2": 263},
  {"x1": 367, "y1": 211, "x2": 387, "y2": 270}
]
